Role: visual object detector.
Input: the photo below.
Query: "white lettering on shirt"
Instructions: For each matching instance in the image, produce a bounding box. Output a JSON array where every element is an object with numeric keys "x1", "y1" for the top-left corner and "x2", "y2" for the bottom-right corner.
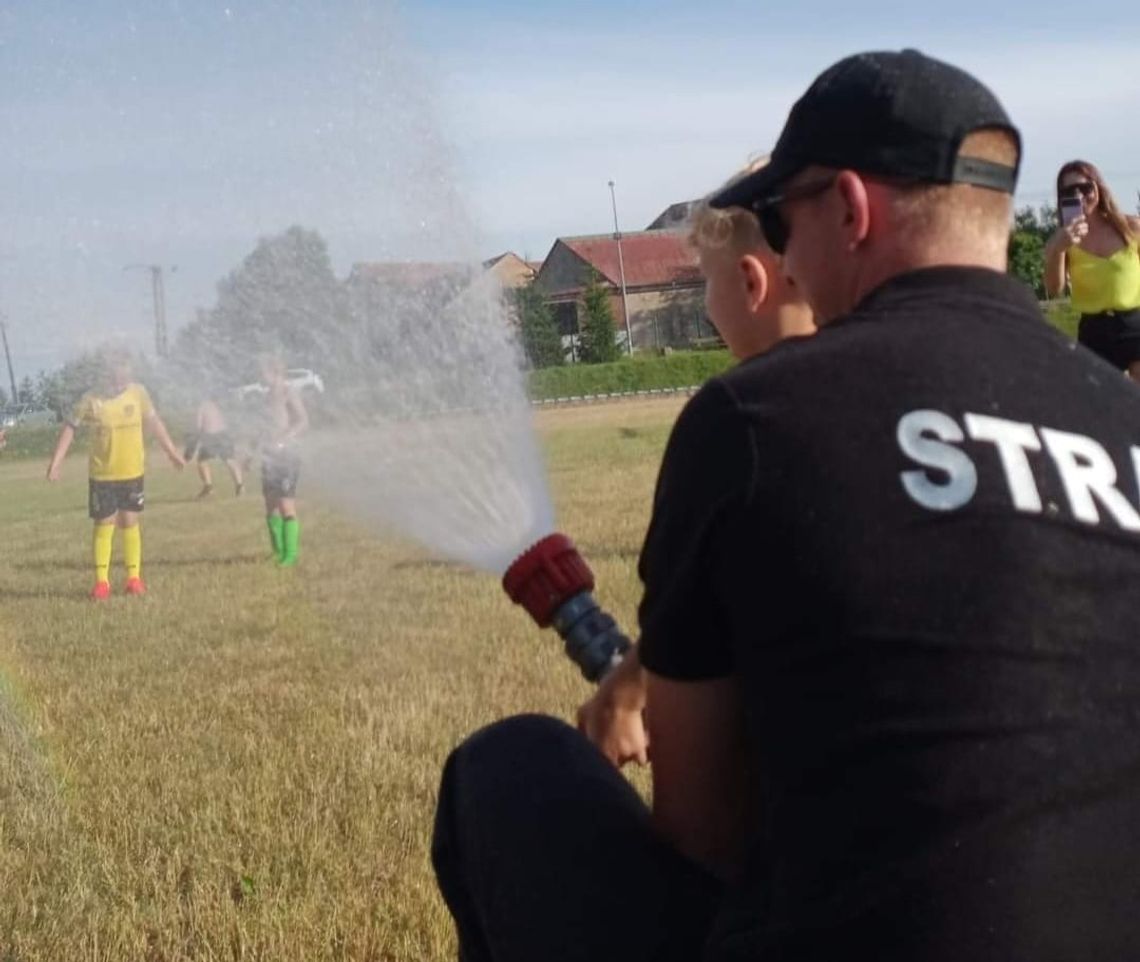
[
  {"x1": 897, "y1": 410, "x2": 978, "y2": 511},
  {"x1": 896, "y1": 409, "x2": 1140, "y2": 533},
  {"x1": 1132, "y1": 446, "x2": 1140, "y2": 506},
  {"x1": 1040, "y1": 428, "x2": 1140, "y2": 531},
  {"x1": 963, "y1": 413, "x2": 1043, "y2": 513}
]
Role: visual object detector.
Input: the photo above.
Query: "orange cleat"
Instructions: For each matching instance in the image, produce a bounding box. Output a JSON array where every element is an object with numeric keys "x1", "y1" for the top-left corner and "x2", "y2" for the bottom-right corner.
[
  {"x1": 90, "y1": 581, "x2": 111, "y2": 601},
  {"x1": 124, "y1": 577, "x2": 146, "y2": 596}
]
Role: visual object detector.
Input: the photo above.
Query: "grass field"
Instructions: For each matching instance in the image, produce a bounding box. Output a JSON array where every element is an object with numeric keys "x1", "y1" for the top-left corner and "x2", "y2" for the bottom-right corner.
[{"x1": 0, "y1": 397, "x2": 684, "y2": 962}]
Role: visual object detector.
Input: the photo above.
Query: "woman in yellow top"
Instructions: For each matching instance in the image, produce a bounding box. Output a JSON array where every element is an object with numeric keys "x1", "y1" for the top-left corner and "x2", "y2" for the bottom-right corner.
[
  {"x1": 46, "y1": 352, "x2": 185, "y2": 599},
  {"x1": 1045, "y1": 159, "x2": 1140, "y2": 376}
]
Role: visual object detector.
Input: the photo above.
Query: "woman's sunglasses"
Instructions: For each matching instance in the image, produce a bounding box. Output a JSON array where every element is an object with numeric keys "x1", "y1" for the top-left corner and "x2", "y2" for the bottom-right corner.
[
  {"x1": 754, "y1": 176, "x2": 838, "y2": 255},
  {"x1": 1059, "y1": 181, "x2": 1096, "y2": 200}
]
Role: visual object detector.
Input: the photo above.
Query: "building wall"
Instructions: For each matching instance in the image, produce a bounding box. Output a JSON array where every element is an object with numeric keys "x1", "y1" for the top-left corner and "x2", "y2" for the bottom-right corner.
[
  {"x1": 535, "y1": 243, "x2": 592, "y2": 296},
  {"x1": 488, "y1": 254, "x2": 535, "y2": 290},
  {"x1": 546, "y1": 285, "x2": 713, "y2": 355},
  {"x1": 537, "y1": 242, "x2": 716, "y2": 355},
  {"x1": 625, "y1": 286, "x2": 712, "y2": 351}
]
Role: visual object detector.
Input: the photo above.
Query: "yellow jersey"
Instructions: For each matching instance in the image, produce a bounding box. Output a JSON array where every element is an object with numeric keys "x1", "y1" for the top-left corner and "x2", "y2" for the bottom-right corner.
[
  {"x1": 1069, "y1": 240, "x2": 1140, "y2": 314},
  {"x1": 69, "y1": 383, "x2": 155, "y2": 481}
]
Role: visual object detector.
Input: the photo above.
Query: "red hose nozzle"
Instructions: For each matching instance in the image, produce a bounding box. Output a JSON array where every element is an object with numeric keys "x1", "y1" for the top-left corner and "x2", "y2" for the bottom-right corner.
[{"x1": 502, "y1": 533, "x2": 594, "y2": 627}]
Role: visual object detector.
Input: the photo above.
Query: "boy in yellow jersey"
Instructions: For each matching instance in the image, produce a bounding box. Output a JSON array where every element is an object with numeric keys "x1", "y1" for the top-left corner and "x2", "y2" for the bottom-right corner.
[{"x1": 46, "y1": 353, "x2": 185, "y2": 599}]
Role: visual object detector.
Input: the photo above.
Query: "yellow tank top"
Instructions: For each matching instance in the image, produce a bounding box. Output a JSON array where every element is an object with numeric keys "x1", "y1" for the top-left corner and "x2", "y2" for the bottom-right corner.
[
  {"x1": 69, "y1": 383, "x2": 155, "y2": 481},
  {"x1": 1068, "y1": 240, "x2": 1140, "y2": 314}
]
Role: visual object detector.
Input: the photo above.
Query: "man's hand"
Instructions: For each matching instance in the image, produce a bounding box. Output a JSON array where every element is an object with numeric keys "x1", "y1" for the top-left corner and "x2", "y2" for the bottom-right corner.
[
  {"x1": 577, "y1": 648, "x2": 649, "y2": 767},
  {"x1": 167, "y1": 450, "x2": 186, "y2": 470},
  {"x1": 46, "y1": 462, "x2": 62, "y2": 482}
]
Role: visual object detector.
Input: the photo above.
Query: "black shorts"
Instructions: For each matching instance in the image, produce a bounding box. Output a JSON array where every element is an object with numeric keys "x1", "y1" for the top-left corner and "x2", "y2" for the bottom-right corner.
[
  {"x1": 261, "y1": 447, "x2": 301, "y2": 500},
  {"x1": 1077, "y1": 309, "x2": 1140, "y2": 370},
  {"x1": 197, "y1": 431, "x2": 235, "y2": 462},
  {"x1": 89, "y1": 477, "x2": 144, "y2": 520}
]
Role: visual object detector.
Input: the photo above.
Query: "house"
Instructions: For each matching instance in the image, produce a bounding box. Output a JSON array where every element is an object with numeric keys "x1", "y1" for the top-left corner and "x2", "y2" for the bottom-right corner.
[
  {"x1": 645, "y1": 201, "x2": 699, "y2": 231},
  {"x1": 534, "y1": 231, "x2": 713, "y2": 353},
  {"x1": 346, "y1": 261, "x2": 476, "y2": 293},
  {"x1": 344, "y1": 254, "x2": 539, "y2": 339},
  {"x1": 483, "y1": 252, "x2": 536, "y2": 290},
  {"x1": 347, "y1": 252, "x2": 534, "y2": 299}
]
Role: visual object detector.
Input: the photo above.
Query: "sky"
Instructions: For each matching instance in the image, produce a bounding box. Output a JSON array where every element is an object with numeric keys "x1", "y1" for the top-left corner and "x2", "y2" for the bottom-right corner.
[{"x1": 1, "y1": 0, "x2": 1138, "y2": 381}]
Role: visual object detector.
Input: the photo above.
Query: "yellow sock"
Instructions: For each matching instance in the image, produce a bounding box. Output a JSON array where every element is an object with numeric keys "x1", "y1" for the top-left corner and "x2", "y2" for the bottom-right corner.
[
  {"x1": 121, "y1": 524, "x2": 142, "y2": 580},
  {"x1": 93, "y1": 523, "x2": 114, "y2": 584}
]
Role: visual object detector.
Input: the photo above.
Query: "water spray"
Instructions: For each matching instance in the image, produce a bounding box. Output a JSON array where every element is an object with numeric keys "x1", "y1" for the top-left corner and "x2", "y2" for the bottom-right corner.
[{"x1": 502, "y1": 533, "x2": 632, "y2": 682}]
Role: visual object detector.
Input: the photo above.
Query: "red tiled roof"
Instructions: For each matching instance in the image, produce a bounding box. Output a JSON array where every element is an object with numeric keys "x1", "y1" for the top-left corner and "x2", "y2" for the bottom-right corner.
[{"x1": 560, "y1": 232, "x2": 700, "y2": 288}]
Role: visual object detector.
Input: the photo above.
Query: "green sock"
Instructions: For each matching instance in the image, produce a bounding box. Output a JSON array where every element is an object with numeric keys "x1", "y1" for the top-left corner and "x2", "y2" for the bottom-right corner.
[
  {"x1": 267, "y1": 514, "x2": 284, "y2": 560},
  {"x1": 280, "y1": 516, "x2": 300, "y2": 567}
]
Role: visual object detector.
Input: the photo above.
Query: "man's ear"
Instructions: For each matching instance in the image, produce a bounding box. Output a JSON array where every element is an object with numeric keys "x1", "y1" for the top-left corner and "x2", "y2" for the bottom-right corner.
[
  {"x1": 739, "y1": 254, "x2": 769, "y2": 314},
  {"x1": 835, "y1": 170, "x2": 871, "y2": 250}
]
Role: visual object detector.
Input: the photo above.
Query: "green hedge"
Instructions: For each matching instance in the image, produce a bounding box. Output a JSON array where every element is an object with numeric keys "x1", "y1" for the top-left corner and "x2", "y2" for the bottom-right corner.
[
  {"x1": 528, "y1": 350, "x2": 735, "y2": 400},
  {"x1": 527, "y1": 302, "x2": 1085, "y2": 401},
  {"x1": 1, "y1": 424, "x2": 62, "y2": 460},
  {"x1": 0, "y1": 419, "x2": 198, "y2": 462},
  {"x1": 1043, "y1": 299, "x2": 1079, "y2": 340}
]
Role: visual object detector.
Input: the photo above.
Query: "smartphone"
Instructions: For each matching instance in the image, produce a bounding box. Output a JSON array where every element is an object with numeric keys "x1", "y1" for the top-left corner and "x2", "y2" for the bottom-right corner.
[{"x1": 1060, "y1": 196, "x2": 1084, "y2": 226}]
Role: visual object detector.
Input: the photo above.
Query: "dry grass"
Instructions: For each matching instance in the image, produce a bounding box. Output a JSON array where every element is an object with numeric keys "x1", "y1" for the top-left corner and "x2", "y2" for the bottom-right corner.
[{"x1": 0, "y1": 397, "x2": 685, "y2": 962}]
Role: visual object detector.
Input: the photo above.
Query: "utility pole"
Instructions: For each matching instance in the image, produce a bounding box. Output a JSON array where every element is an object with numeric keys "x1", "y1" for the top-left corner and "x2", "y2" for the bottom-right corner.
[
  {"x1": 124, "y1": 264, "x2": 173, "y2": 357},
  {"x1": 608, "y1": 180, "x2": 634, "y2": 355},
  {"x1": 0, "y1": 315, "x2": 17, "y2": 405}
]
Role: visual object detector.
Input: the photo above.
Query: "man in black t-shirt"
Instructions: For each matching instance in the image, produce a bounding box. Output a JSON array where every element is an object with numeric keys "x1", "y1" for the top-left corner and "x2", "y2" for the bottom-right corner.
[{"x1": 432, "y1": 51, "x2": 1140, "y2": 962}]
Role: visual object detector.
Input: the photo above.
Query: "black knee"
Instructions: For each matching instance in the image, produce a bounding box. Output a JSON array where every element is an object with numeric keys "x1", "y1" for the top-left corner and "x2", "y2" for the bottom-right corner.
[
  {"x1": 437, "y1": 714, "x2": 572, "y2": 812},
  {"x1": 453, "y1": 713, "x2": 573, "y2": 766}
]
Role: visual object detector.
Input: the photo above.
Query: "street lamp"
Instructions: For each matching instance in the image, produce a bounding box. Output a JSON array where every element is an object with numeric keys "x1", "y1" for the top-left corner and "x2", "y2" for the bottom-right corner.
[
  {"x1": 0, "y1": 314, "x2": 17, "y2": 404},
  {"x1": 608, "y1": 180, "x2": 634, "y2": 355},
  {"x1": 124, "y1": 264, "x2": 176, "y2": 357}
]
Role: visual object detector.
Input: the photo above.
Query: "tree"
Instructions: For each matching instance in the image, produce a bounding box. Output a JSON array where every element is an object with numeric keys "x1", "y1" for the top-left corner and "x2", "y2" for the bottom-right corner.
[
  {"x1": 514, "y1": 283, "x2": 563, "y2": 369},
  {"x1": 17, "y1": 375, "x2": 36, "y2": 406},
  {"x1": 577, "y1": 270, "x2": 621, "y2": 363},
  {"x1": 1008, "y1": 230, "x2": 1046, "y2": 299},
  {"x1": 33, "y1": 351, "x2": 160, "y2": 420},
  {"x1": 1007, "y1": 205, "x2": 1057, "y2": 299},
  {"x1": 171, "y1": 225, "x2": 349, "y2": 389},
  {"x1": 37, "y1": 354, "x2": 101, "y2": 418}
]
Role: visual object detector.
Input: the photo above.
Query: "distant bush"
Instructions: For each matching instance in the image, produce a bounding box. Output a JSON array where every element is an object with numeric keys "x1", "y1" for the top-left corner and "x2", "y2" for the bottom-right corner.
[
  {"x1": 2, "y1": 424, "x2": 63, "y2": 460},
  {"x1": 528, "y1": 349, "x2": 734, "y2": 400},
  {"x1": 577, "y1": 270, "x2": 622, "y2": 364},
  {"x1": 0, "y1": 417, "x2": 200, "y2": 462},
  {"x1": 1043, "y1": 299, "x2": 1079, "y2": 340},
  {"x1": 1008, "y1": 206, "x2": 1057, "y2": 298}
]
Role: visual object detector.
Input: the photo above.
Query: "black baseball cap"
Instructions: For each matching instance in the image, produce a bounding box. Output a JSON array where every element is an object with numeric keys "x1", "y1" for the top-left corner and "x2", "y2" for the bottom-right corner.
[{"x1": 710, "y1": 49, "x2": 1021, "y2": 211}]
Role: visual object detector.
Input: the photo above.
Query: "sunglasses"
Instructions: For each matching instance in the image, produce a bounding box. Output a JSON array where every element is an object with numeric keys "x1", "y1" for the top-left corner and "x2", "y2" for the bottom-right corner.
[
  {"x1": 1059, "y1": 181, "x2": 1096, "y2": 200},
  {"x1": 753, "y1": 175, "x2": 838, "y2": 255}
]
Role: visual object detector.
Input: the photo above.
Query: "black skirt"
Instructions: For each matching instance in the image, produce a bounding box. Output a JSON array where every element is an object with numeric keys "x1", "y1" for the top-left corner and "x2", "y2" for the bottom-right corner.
[{"x1": 1077, "y1": 308, "x2": 1140, "y2": 370}]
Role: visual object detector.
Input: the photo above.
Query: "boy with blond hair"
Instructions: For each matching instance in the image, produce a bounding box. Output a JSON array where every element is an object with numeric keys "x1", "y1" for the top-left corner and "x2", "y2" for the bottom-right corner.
[
  {"x1": 686, "y1": 156, "x2": 816, "y2": 361},
  {"x1": 46, "y1": 350, "x2": 184, "y2": 599},
  {"x1": 431, "y1": 158, "x2": 817, "y2": 962},
  {"x1": 574, "y1": 157, "x2": 816, "y2": 766}
]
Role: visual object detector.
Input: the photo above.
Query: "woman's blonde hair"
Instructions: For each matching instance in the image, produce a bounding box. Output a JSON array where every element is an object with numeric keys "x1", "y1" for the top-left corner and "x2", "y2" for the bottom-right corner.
[
  {"x1": 688, "y1": 156, "x2": 769, "y2": 253},
  {"x1": 1056, "y1": 159, "x2": 1135, "y2": 245}
]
